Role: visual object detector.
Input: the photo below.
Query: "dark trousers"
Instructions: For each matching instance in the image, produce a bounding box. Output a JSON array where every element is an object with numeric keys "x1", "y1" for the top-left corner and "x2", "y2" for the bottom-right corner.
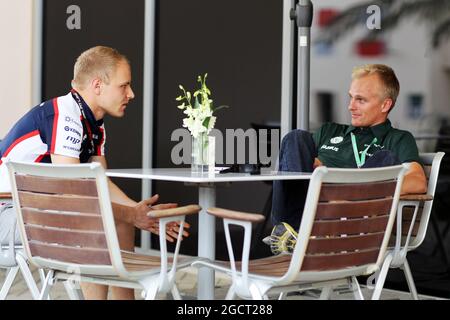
[{"x1": 271, "y1": 130, "x2": 400, "y2": 229}]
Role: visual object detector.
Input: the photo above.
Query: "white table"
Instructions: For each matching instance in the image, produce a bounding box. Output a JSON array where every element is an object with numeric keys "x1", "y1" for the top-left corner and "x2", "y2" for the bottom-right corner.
[{"x1": 106, "y1": 168, "x2": 311, "y2": 299}]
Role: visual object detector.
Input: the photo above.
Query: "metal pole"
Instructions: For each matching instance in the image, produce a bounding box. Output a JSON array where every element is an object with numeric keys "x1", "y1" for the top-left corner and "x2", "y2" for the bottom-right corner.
[
  {"x1": 141, "y1": 0, "x2": 156, "y2": 250},
  {"x1": 197, "y1": 186, "x2": 216, "y2": 300},
  {"x1": 32, "y1": 0, "x2": 43, "y2": 105},
  {"x1": 291, "y1": 0, "x2": 313, "y2": 131},
  {"x1": 280, "y1": 0, "x2": 296, "y2": 140}
]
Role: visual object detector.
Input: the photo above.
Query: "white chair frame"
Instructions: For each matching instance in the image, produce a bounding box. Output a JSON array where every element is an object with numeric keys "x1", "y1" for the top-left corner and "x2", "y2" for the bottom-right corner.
[
  {"x1": 368, "y1": 152, "x2": 445, "y2": 299},
  {"x1": 193, "y1": 164, "x2": 409, "y2": 300},
  {"x1": 6, "y1": 161, "x2": 200, "y2": 300},
  {"x1": 0, "y1": 200, "x2": 42, "y2": 300}
]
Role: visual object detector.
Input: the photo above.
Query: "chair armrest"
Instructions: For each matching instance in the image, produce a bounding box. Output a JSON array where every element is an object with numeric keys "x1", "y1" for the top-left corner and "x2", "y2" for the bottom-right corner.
[
  {"x1": 207, "y1": 207, "x2": 265, "y2": 223},
  {"x1": 400, "y1": 194, "x2": 433, "y2": 201},
  {"x1": 147, "y1": 204, "x2": 201, "y2": 218},
  {"x1": 0, "y1": 192, "x2": 12, "y2": 199}
]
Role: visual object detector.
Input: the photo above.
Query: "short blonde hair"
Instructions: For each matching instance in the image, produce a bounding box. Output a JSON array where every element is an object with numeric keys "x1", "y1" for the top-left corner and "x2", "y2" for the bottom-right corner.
[
  {"x1": 72, "y1": 46, "x2": 129, "y2": 90},
  {"x1": 352, "y1": 64, "x2": 400, "y2": 107}
]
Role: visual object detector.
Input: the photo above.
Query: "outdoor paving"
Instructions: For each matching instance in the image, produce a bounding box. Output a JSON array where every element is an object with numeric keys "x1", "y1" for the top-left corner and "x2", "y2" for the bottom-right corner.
[{"x1": 0, "y1": 253, "x2": 444, "y2": 300}]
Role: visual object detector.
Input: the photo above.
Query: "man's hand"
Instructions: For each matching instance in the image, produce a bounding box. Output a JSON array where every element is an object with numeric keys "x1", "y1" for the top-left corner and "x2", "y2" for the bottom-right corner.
[
  {"x1": 133, "y1": 194, "x2": 191, "y2": 242},
  {"x1": 313, "y1": 158, "x2": 323, "y2": 169}
]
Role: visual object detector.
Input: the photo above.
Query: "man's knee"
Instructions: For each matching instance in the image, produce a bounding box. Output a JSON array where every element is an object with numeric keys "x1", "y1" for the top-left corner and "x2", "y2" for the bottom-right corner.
[{"x1": 282, "y1": 129, "x2": 312, "y2": 146}]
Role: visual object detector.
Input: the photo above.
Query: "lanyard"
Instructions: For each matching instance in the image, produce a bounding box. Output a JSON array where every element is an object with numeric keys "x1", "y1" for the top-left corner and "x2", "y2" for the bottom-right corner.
[
  {"x1": 71, "y1": 90, "x2": 95, "y2": 156},
  {"x1": 351, "y1": 132, "x2": 377, "y2": 168}
]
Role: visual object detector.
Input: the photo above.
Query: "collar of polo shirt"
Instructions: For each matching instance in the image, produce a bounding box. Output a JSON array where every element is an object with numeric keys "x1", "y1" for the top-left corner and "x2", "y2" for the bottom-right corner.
[{"x1": 344, "y1": 119, "x2": 392, "y2": 142}]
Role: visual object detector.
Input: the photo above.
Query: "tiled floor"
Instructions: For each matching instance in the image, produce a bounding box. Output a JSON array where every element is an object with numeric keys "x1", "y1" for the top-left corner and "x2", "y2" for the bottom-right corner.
[{"x1": 0, "y1": 257, "x2": 444, "y2": 300}]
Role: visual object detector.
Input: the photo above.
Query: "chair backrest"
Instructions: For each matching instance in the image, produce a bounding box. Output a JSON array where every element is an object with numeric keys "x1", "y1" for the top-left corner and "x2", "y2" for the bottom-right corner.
[
  {"x1": 5, "y1": 161, "x2": 126, "y2": 276},
  {"x1": 392, "y1": 152, "x2": 445, "y2": 249},
  {"x1": 285, "y1": 164, "x2": 408, "y2": 280}
]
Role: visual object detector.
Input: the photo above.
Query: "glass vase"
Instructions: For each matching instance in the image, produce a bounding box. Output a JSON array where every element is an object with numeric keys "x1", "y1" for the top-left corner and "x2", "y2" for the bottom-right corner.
[{"x1": 191, "y1": 133, "x2": 210, "y2": 174}]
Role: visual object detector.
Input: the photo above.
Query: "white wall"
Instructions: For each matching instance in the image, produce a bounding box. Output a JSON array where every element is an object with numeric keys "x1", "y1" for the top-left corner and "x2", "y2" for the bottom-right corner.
[{"x1": 0, "y1": 0, "x2": 33, "y2": 138}]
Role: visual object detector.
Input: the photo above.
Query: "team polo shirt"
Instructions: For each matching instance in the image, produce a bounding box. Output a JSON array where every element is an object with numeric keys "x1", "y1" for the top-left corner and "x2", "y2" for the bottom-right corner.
[
  {"x1": 312, "y1": 120, "x2": 420, "y2": 168},
  {"x1": 0, "y1": 91, "x2": 106, "y2": 192}
]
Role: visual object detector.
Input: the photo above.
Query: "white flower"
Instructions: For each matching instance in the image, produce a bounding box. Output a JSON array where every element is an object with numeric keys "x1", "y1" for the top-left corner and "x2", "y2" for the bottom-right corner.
[
  {"x1": 206, "y1": 116, "x2": 216, "y2": 134},
  {"x1": 183, "y1": 115, "x2": 208, "y2": 138},
  {"x1": 177, "y1": 74, "x2": 221, "y2": 137}
]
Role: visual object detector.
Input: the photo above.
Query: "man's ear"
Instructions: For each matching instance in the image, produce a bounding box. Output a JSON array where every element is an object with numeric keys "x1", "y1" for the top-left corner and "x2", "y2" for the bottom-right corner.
[
  {"x1": 91, "y1": 78, "x2": 102, "y2": 95},
  {"x1": 381, "y1": 98, "x2": 393, "y2": 113}
]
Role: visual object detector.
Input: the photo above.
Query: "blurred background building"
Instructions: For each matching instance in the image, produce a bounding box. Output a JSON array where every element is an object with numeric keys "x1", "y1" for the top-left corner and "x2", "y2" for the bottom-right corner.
[{"x1": 309, "y1": 0, "x2": 450, "y2": 153}]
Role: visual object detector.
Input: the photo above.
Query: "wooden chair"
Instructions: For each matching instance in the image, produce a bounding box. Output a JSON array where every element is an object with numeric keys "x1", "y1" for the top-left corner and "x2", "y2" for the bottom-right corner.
[
  {"x1": 192, "y1": 165, "x2": 409, "y2": 300},
  {"x1": 1, "y1": 192, "x2": 42, "y2": 300},
  {"x1": 368, "y1": 152, "x2": 445, "y2": 299},
  {"x1": 6, "y1": 161, "x2": 201, "y2": 300}
]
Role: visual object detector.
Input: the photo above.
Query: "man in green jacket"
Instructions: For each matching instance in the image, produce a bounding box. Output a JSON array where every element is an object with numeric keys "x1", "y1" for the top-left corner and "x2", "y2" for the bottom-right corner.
[{"x1": 270, "y1": 64, "x2": 426, "y2": 253}]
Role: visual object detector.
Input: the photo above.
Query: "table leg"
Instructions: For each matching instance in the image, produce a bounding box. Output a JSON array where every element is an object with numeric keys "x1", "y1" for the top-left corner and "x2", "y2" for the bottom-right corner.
[{"x1": 197, "y1": 185, "x2": 216, "y2": 300}]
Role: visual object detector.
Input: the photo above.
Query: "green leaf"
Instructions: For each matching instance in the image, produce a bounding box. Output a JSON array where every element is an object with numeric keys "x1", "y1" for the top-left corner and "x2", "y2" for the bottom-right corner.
[
  {"x1": 194, "y1": 96, "x2": 200, "y2": 109},
  {"x1": 203, "y1": 116, "x2": 210, "y2": 128},
  {"x1": 179, "y1": 85, "x2": 184, "y2": 90},
  {"x1": 175, "y1": 96, "x2": 183, "y2": 101}
]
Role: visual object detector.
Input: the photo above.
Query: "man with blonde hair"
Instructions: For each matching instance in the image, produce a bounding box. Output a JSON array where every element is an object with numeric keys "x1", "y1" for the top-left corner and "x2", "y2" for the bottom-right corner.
[
  {"x1": 268, "y1": 64, "x2": 426, "y2": 255},
  {"x1": 0, "y1": 46, "x2": 189, "y2": 299}
]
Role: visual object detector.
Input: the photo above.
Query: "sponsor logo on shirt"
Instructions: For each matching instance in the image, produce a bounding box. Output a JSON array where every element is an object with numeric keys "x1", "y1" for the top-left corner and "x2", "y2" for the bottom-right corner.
[
  {"x1": 64, "y1": 126, "x2": 81, "y2": 137},
  {"x1": 320, "y1": 144, "x2": 339, "y2": 152},
  {"x1": 330, "y1": 136, "x2": 343, "y2": 144},
  {"x1": 66, "y1": 136, "x2": 81, "y2": 144},
  {"x1": 64, "y1": 116, "x2": 83, "y2": 129},
  {"x1": 63, "y1": 145, "x2": 81, "y2": 152}
]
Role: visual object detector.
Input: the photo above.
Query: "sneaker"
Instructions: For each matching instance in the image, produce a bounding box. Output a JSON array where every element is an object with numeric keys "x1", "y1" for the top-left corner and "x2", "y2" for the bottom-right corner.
[{"x1": 262, "y1": 222, "x2": 298, "y2": 255}]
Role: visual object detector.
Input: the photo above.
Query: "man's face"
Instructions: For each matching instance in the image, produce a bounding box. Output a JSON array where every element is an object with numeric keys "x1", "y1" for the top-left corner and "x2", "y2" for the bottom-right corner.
[
  {"x1": 98, "y1": 60, "x2": 135, "y2": 118},
  {"x1": 348, "y1": 74, "x2": 392, "y2": 127}
]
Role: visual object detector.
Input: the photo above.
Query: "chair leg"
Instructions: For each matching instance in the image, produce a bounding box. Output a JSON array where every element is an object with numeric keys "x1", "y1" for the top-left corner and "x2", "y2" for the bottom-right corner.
[
  {"x1": 15, "y1": 253, "x2": 40, "y2": 300},
  {"x1": 249, "y1": 283, "x2": 263, "y2": 300},
  {"x1": 39, "y1": 270, "x2": 54, "y2": 300},
  {"x1": 0, "y1": 266, "x2": 19, "y2": 300},
  {"x1": 63, "y1": 280, "x2": 84, "y2": 300},
  {"x1": 38, "y1": 268, "x2": 46, "y2": 285},
  {"x1": 171, "y1": 285, "x2": 182, "y2": 300},
  {"x1": 402, "y1": 260, "x2": 419, "y2": 300},
  {"x1": 319, "y1": 286, "x2": 333, "y2": 300},
  {"x1": 144, "y1": 282, "x2": 159, "y2": 300},
  {"x1": 371, "y1": 253, "x2": 393, "y2": 300},
  {"x1": 225, "y1": 285, "x2": 236, "y2": 300},
  {"x1": 365, "y1": 270, "x2": 379, "y2": 290},
  {"x1": 36, "y1": 268, "x2": 51, "y2": 300},
  {"x1": 278, "y1": 292, "x2": 287, "y2": 300},
  {"x1": 351, "y1": 277, "x2": 364, "y2": 300}
]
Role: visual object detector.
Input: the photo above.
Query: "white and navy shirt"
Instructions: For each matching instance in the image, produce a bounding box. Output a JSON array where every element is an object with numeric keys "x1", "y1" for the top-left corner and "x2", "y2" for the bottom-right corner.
[{"x1": 0, "y1": 91, "x2": 106, "y2": 192}]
